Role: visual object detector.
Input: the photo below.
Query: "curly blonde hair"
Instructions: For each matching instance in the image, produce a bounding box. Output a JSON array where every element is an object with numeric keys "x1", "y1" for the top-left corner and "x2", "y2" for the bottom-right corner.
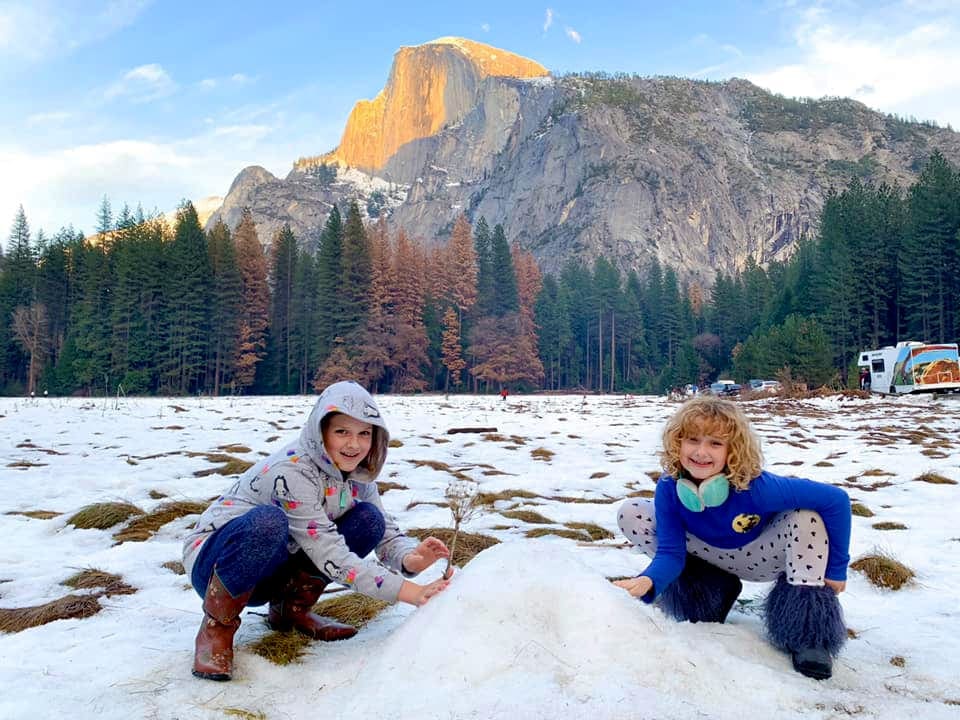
[{"x1": 660, "y1": 396, "x2": 763, "y2": 490}]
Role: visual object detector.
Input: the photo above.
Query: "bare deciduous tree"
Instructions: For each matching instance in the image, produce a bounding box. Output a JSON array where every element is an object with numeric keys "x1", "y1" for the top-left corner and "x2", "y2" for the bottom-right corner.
[{"x1": 12, "y1": 303, "x2": 50, "y2": 394}]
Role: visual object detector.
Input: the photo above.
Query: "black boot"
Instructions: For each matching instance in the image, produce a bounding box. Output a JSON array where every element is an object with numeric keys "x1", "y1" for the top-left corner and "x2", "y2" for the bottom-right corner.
[
  {"x1": 657, "y1": 554, "x2": 743, "y2": 623},
  {"x1": 765, "y1": 573, "x2": 846, "y2": 680}
]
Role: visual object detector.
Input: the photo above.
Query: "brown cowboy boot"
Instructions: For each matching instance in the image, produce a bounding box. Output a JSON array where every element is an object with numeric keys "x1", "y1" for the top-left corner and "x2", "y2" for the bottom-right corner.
[
  {"x1": 192, "y1": 571, "x2": 253, "y2": 681},
  {"x1": 267, "y1": 567, "x2": 358, "y2": 641}
]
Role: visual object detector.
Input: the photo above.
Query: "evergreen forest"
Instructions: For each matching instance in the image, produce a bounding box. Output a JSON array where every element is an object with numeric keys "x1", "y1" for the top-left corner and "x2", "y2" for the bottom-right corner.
[{"x1": 1, "y1": 151, "x2": 958, "y2": 398}]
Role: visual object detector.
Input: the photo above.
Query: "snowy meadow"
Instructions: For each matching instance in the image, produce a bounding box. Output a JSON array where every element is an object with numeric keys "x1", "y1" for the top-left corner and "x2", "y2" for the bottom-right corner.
[{"x1": 1, "y1": 392, "x2": 959, "y2": 720}]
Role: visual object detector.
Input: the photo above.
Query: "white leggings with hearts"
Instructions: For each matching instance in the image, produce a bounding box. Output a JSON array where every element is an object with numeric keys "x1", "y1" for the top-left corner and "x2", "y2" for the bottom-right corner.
[{"x1": 617, "y1": 498, "x2": 829, "y2": 586}]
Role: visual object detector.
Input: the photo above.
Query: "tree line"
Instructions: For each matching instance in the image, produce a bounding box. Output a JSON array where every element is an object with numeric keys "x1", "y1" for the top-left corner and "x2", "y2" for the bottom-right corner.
[{"x1": 1, "y1": 151, "x2": 957, "y2": 397}]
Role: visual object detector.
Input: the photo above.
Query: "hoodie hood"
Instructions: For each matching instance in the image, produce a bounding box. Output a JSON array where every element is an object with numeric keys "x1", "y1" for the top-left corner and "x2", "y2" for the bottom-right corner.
[{"x1": 299, "y1": 381, "x2": 390, "y2": 482}]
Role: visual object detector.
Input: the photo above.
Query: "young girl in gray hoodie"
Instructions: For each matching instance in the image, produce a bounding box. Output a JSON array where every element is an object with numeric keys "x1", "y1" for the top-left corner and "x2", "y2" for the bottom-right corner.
[{"x1": 183, "y1": 380, "x2": 451, "y2": 681}]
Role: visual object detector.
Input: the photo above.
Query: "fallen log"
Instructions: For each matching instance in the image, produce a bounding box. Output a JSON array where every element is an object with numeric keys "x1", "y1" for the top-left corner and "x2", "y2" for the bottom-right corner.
[{"x1": 446, "y1": 426, "x2": 499, "y2": 435}]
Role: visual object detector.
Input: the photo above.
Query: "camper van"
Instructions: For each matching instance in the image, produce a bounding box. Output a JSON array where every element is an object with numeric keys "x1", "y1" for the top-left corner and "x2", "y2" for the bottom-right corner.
[{"x1": 857, "y1": 341, "x2": 960, "y2": 395}]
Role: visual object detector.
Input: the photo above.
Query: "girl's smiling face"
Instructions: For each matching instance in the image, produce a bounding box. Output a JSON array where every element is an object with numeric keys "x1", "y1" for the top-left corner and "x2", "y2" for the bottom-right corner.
[
  {"x1": 679, "y1": 424, "x2": 729, "y2": 481},
  {"x1": 321, "y1": 413, "x2": 374, "y2": 472}
]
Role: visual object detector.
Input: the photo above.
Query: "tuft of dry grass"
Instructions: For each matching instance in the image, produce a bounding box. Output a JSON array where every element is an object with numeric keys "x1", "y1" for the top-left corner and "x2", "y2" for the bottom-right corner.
[
  {"x1": 311, "y1": 593, "x2": 390, "y2": 628},
  {"x1": 872, "y1": 521, "x2": 908, "y2": 530},
  {"x1": 4, "y1": 509, "x2": 61, "y2": 520},
  {"x1": 406, "y1": 527, "x2": 500, "y2": 567},
  {"x1": 67, "y1": 501, "x2": 145, "y2": 530},
  {"x1": 565, "y1": 522, "x2": 614, "y2": 541},
  {"x1": 148, "y1": 490, "x2": 168, "y2": 499},
  {"x1": 388, "y1": 438, "x2": 404, "y2": 448},
  {"x1": 862, "y1": 468, "x2": 895, "y2": 477},
  {"x1": 192, "y1": 453, "x2": 255, "y2": 477},
  {"x1": 850, "y1": 552, "x2": 915, "y2": 590},
  {"x1": 590, "y1": 472, "x2": 609, "y2": 479},
  {"x1": 162, "y1": 560, "x2": 185, "y2": 575},
  {"x1": 501, "y1": 509, "x2": 554, "y2": 524},
  {"x1": 405, "y1": 458, "x2": 473, "y2": 481},
  {"x1": 0, "y1": 593, "x2": 102, "y2": 633},
  {"x1": 890, "y1": 655, "x2": 906, "y2": 667},
  {"x1": 475, "y1": 489, "x2": 541, "y2": 507},
  {"x1": 248, "y1": 630, "x2": 312, "y2": 665},
  {"x1": 913, "y1": 472, "x2": 957, "y2": 485},
  {"x1": 851, "y1": 503, "x2": 875, "y2": 517},
  {"x1": 62, "y1": 569, "x2": 136, "y2": 596},
  {"x1": 218, "y1": 444, "x2": 252, "y2": 454},
  {"x1": 530, "y1": 447, "x2": 555, "y2": 461},
  {"x1": 113, "y1": 500, "x2": 208, "y2": 544},
  {"x1": 376, "y1": 481, "x2": 408, "y2": 494},
  {"x1": 813, "y1": 461, "x2": 834, "y2": 467},
  {"x1": 224, "y1": 709, "x2": 267, "y2": 720},
  {"x1": 525, "y1": 527, "x2": 590, "y2": 541}
]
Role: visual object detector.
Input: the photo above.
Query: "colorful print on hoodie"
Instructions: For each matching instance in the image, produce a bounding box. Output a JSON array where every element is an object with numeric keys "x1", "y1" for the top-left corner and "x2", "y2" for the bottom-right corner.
[{"x1": 182, "y1": 381, "x2": 418, "y2": 602}]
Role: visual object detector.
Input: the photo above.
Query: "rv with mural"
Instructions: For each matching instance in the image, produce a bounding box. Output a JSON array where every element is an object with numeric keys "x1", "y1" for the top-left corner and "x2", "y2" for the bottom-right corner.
[{"x1": 857, "y1": 341, "x2": 960, "y2": 395}]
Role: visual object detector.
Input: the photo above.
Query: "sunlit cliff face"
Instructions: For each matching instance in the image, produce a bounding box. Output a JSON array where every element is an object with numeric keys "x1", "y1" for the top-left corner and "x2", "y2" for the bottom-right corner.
[{"x1": 315, "y1": 37, "x2": 548, "y2": 173}]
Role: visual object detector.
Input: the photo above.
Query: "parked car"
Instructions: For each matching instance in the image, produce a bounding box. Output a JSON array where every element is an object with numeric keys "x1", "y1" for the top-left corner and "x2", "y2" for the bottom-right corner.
[
  {"x1": 708, "y1": 380, "x2": 741, "y2": 396},
  {"x1": 749, "y1": 379, "x2": 782, "y2": 393}
]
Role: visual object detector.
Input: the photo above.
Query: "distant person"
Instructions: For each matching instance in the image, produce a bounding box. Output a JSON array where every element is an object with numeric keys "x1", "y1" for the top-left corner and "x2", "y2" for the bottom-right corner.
[
  {"x1": 183, "y1": 380, "x2": 451, "y2": 681},
  {"x1": 500, "y1": 387, "x2": 509, "y2": 401},
  {"x1": 614, "y1": 395, "x2": 851, "y2": 680},
  {"x1": 859, "y1": 367, "x2": 871, "y2": 391}
]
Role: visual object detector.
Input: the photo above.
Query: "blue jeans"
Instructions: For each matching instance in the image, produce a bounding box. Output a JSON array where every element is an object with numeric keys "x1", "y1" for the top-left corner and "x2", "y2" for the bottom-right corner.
[{"x1": 191, "y1": 501, "x2": 386, "y2": 603}]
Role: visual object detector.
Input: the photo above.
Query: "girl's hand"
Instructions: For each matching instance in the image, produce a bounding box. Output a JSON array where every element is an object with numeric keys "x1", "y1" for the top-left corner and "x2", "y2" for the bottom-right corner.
[
  {"x1": 824, "y1": 578, "x2": 846, "y2": 594},
  {"x1": 402, "y1": 537, "x2": 451, "y2": 574},
  {"x1": 613, "y1": 575, "x2": 653, "y2": 599},
  {"x1": 398, "y1": 578, "x2": 450, "y2": 606}
]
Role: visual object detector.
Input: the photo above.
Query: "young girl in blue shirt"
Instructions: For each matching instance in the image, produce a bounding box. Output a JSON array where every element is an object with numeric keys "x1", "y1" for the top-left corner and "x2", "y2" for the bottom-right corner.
[{"x1": 614, "y1": 395, "x2": 851, "y2": 680}]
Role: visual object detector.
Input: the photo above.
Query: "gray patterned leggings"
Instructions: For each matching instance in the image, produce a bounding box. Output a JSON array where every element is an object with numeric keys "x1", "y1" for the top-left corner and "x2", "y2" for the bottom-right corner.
[{"x1": 617, "y1": 498, "x2": 830, "y2": 586}]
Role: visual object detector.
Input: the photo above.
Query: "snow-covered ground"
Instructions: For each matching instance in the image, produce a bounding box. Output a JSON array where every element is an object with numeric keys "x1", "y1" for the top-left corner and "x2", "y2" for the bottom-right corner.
[{"x1": 1, "y1": 392, "x2": 958, "y2": 719}]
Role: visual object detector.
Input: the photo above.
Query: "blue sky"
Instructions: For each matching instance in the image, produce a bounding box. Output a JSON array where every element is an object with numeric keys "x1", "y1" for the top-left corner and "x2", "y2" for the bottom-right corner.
[{"x1": 3, "y1": 0, "x2": 960, "y2": 238}]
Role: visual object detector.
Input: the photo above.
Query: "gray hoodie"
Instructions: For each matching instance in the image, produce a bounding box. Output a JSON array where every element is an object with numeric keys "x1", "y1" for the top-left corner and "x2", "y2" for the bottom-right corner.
[{"x1": 182, "y1": 381, "x2": 418, "y2": 602}]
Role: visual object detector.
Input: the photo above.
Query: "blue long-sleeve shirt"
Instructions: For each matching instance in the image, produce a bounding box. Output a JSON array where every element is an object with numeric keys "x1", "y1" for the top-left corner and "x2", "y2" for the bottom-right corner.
[{"x1": 641, "y1": 470, "x2": 851, "y2": 601}]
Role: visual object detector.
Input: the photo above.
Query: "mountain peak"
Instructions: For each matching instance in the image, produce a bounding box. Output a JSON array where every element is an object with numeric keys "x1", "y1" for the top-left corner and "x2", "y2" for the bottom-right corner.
[{"x1": 297, "y1": 37, "x2": 548, "y2": 174}]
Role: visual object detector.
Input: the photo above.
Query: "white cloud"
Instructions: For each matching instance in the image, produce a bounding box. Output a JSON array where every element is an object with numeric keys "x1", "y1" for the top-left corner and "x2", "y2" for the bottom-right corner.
[
  {"x1": 480, "y1": 22, "x2": 491, "y2": 33},
  {"x1": 565, "y1": 26, "x2": 581, "y2": 44},
  {"x1": 0, "y1": 0, "x2": 151, "y2": 64},
  {"x1": 105, "y1": 63, "x2": 176, "y2": 103},
  {"x1": 26, "y1": 111, "x2": 73, "y2": 127},
  {"x1": 543, "y1": 8, "x2": 553, "y2": 32},
  {"x1": 745, "y1": 11, "x2": 960, "y2": 128}
]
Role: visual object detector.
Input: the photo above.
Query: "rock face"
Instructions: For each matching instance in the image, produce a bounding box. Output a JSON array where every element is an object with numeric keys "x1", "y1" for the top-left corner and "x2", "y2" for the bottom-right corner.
[{"x1": 209, "y1": 38, "x2": 960, "y2": 283}]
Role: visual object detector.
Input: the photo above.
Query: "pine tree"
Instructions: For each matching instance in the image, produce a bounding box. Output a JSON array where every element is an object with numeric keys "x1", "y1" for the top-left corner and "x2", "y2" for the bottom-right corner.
[
  {"x1": 0, "y1": 206, "x2": 37, "y2": 390},
  {"x1": 206, "y1": 219, "x2": 241, "y2": 394},
  {"x1": 265, "y1": 224, "x2": 298, "y2": 393},
  {"x1": 315, "y1": 206, "x2": 344, "y2": 363},
  {"x1": 339, "y1": 201, "x2": 372, "y2": 340},
  {"x1": 473, "y1": 217, "x2": 494, "y2": 317},
  {"x1": 489, "y1": 224, "x2": 518, "y2": 317},
  {"x1": 162, "y1": 201, "x2": 211, "y2": 394}
]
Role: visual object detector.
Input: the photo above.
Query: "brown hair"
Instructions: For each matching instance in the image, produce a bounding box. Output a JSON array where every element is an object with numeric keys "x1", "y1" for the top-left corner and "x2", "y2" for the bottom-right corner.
[
  {"x1": 320, "y1": 412, "x2": 383, "y2": 474},
  {"x1": 660, "y1": 396, "x2": 763, "y2": 490}
]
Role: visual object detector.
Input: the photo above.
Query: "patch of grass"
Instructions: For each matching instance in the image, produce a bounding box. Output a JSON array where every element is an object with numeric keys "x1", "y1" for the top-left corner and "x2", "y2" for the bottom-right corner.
[
  {"x1": 850, "y1": 552, "x2": 915, "y2": 590},
  {"x1": 406, "y1": 459, "x2": 472, "y2": 481},
  {"x1": 525, "y1": 527, "x2": 591, "y2": 541},
  {"x1": 388, "y1": 439, "x2": 403, "y2": 448},
  {"x1": 482, "y1": 433, "x2": 508, "y2": 442},
  {"x1": 872, "y1": 521, "x2": 907, "y2": 530},
  {"x1": 376, "y1": 481, "x2": 408, "y2": 494},
  {"x1": 565, "y1": 522, "x2": 614, "y2": 541},
  {"x1": 625, "y1": 488, "x2": 655, "y2": 498},
  {"x1": 312, "y1": 593, "x2": 390, "y2": 628},
  {"x1": 113, "y1": 500, "x2": 208, "y2": 543},
  {"x1": 162, "y1": 560, "x2": 185, "y2": 575},
  {"x1": 404, "y1": 500, "x2": 448, "y2": 511},
  {"x1": 218, "y1": 444, "x2": 251, "y2": 454},
  {"x1": 913, "y1": 472, "x2": 956, "y2": 485},
  {"x1": 590, "y1": 472, "x2": 609, "y2": 479},
  {"x1": 0, "y1": 594, "x2": 102, "y2": 633},
  {"x1": 531, "y1": 447, "x2": 555, "y2": 461},
  {"x1": 851, "y1": 503, "x2": 874, "y2": 517},
  {"x1": 645, "y1": 470, "x2": 662, "y2": 481},
  {"x1": 6, "y1": 460, "x2": 48, "y2": 468},
  {"x1": 862, "y1": 468, "x2": 895, "y2": 477},
  {"x1": 475, "y1": 489, "x2": 541, "y2": 507},
  {"x1": 547, "y1": 494, "x2": 615, "y2": 504},
  {"x1": 249, "y1": 630, "x2": 312, "y2": 665},
  {"x1": 890, "y1": 655, "x2": 906, "y2": 667},
  {"x1": 406, "y1": 528, "x2": 500, "y2": 567},
  {"x1": 148, "y1": 490, "x2": 168, "y2": 499},
  {"x1": 502, "y1": 509, "x2": 554, "y2": 524},
  {"x1": 62, "y1": 569, "x2": 136, "y2": 596},
  {"x1": 224, "y1": 709, "x2": 267, "y2": 720},
  {"x1": 814, "y1": 461, "x2": 834, "y2": 467},
  {"x1": 67, "y1": 501, "x2": 145, "y2": 530},
  {"x1": 192, "y1": 453, "x2": 255, "y2": 477},
  {"x1": 4, "y1": 509, "x2": 60, "y2": 520}
]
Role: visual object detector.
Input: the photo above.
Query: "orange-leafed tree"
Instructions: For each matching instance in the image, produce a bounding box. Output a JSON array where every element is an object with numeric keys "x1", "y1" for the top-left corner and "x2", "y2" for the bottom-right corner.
[
  {"x1": 233, "y1": 209, "x2": 269, "y2": 391},
  {"x1": 441, "y1": 306, "x2": 466, "y2": 389}
]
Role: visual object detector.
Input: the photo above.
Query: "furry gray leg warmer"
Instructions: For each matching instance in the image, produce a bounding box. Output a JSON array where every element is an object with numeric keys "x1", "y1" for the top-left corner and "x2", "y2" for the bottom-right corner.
[
  {"x1": 764, "y1": 573, "x2": 846, "y2": 680},
  {"x1": 657, "y1": 554, "x2": 743, "y2": 623}
]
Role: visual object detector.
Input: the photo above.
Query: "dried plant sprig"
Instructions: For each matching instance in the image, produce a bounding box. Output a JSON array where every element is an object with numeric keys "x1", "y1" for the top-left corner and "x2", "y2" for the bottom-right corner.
[{"x1": 443, "y1": 478, "x2": 481, "y2": 578}]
